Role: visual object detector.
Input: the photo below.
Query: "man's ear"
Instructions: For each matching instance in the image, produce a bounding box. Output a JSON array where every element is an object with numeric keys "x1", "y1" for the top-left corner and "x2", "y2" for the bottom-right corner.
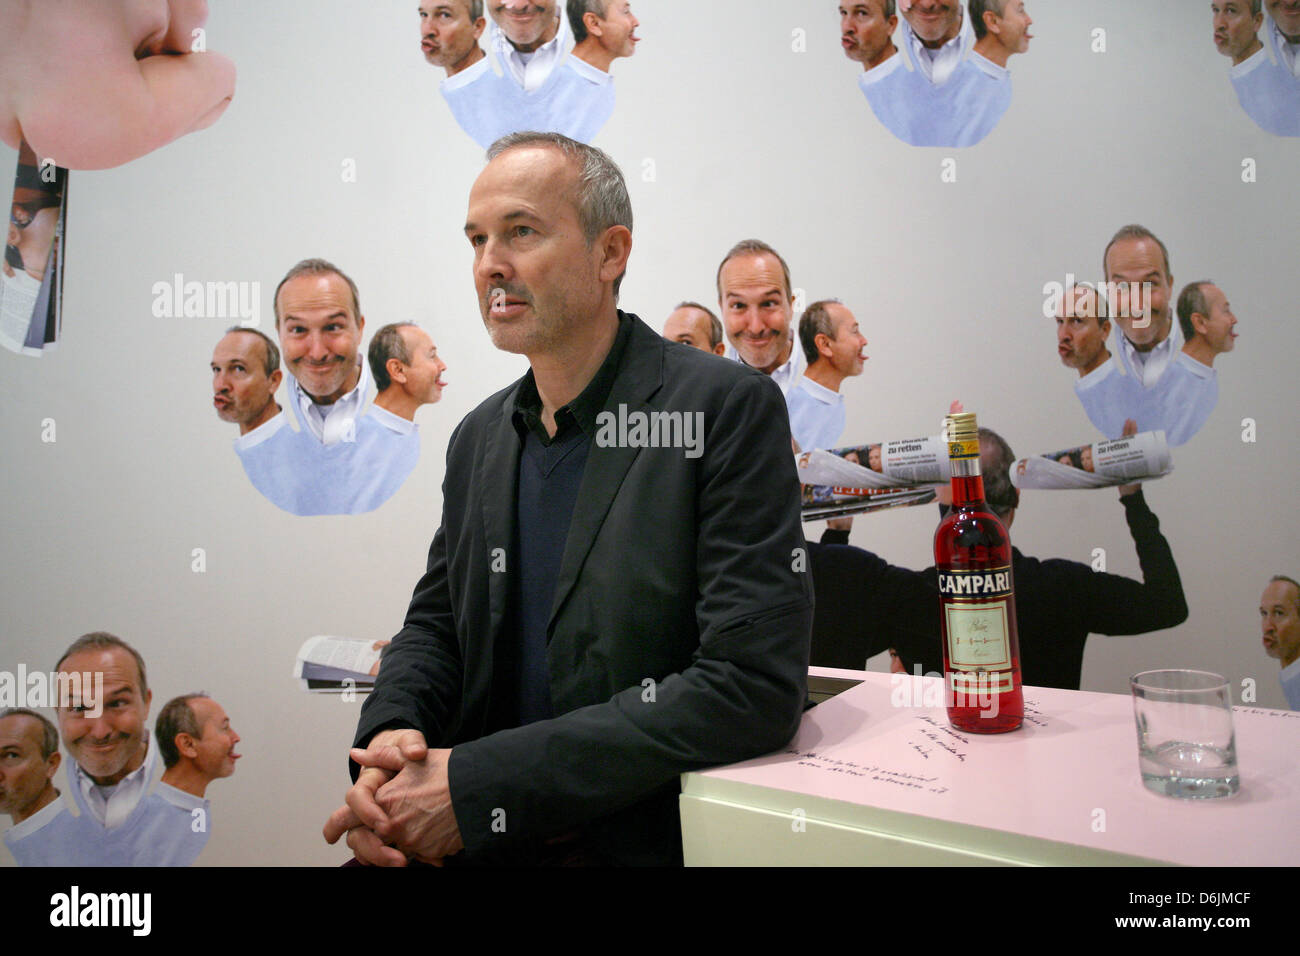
[
  {"x1": 177, "y1": 733, "x2": 199, "y2": 760},
  {"x1": 583, "y1": 11, "x2": 603, "y2": 39},
  {"x1": 269, "y1": 369, "x2": 283, "y2": 392},
  {"x1": 46, "y1": 751, "x2": 61, "y2": 780},
  {"x1": 474, "y1": 17, "x2": 486, "y2": 39},
  {"x1": 1192, "y1": 311, "x2": 1210, "y2": 337},
  {"x1": 597, "y1": 225, "x2": 632, "y2": 286},
  {"x1": 983, "y1": 10, "x2": 998, "y2": 37},
  {"x1": 386, "y1": 357, "x2": 408, "y2": 385},
  {"x1": 712, "y1": 342, "x2": 726, "y2": 356},
  {"x1": 816, "y1": 332, "x2": 834, "y2": 361}
]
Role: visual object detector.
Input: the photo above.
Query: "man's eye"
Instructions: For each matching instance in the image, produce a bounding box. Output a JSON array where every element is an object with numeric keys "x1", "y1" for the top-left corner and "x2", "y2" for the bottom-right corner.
[{"x1": 514, "y1": 226, "x2": 534, "y2": 238}]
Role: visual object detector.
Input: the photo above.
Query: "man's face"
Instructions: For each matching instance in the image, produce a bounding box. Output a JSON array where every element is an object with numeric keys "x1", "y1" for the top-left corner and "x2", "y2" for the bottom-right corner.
[
  {"x1": 1267, "y1": 0, "x2": 1300, "y2": 39},
  {"x1": 823, "y1": 303, "x2": 869, "y2": 376},
  {"x1": 398, "y1": 326, "x2": 448, "y2": 404},
  {"x1": 663, "y1": 307, "x2": 720, "y2": 353},
  {"x1": 211, "y1": 332, "x2": 280, "y2": 428},
  {"x1": 7, "y1": 205, "x2": 58, "y2": 278},
  {"x1": 491, "y1": 0, "x2": 558, "y2": 50},
  {"x1": 1105, "y1": 237, "x2": 1173, "y2": 349},
  {"x1": 990, "y1": 0, "x2": 1033, "y2": 53},
  {"x1": 903, "y1": 0, "x2": 962, "y2": 44},
  {"x1": 595, "y1": 2, "x2": 640, "y2": 58},
  {"x1": 0, "y1": 715, "x2": 58, "y2": 819},
  {"x1": 1260, "y1": 579, "x2": 1300, "y2": 666},
  {"x1": 1194, "y1": 284, "x2": 1239, "y2": 354},
  {"x1": 276, "y1": 273, "x2": 365, "y2": 403},
  {"x1": 466, "y1": 146, "x2": 605, "y2": 357},
  {"x1": 1055, "y1": 289, "x2": 1110, "y2": 372},
  {"x1": 719, "y1": 253, "x2": 794, "y2": 373},
  {"x1": 1213, "y1": 1, "x2": 1263, "y2": 59},
  {"x1": 57, "y1": 647, "x2": 151, "y2": 786},
  {"x1": 188, "y1": 698, "x2": 241, "y2": 781},
  {"x1": 420, "y1": 0, "x2": 484, "y2": 67},
  {"x1": 841, "y1": 1, "x2": 898, "y2": 65}
]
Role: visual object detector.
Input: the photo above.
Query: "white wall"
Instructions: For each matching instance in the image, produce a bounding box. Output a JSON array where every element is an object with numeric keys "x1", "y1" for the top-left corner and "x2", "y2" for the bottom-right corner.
[{"x1": 1, "y1": 0, "x2": 1295, "y2": 865}]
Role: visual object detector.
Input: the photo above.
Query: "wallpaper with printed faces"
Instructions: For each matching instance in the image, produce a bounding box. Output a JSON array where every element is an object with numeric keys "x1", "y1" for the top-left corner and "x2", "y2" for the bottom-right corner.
[{"x1": 0, "y1": 0, "x2": 1297, "y2": 866}]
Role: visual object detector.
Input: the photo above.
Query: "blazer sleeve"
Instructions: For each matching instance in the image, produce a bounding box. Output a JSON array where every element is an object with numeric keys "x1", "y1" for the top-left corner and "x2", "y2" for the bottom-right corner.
[
  {"x1": 447, "y1": 372, "x2": 813, "y2": 853},
  {"x1": 350, "y1": 434, "x2": 467, "y2": 770}
]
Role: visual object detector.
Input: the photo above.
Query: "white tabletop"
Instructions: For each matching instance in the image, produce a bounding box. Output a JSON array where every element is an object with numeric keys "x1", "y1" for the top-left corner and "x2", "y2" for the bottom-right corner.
[{"x1": 682, "y1": 671, "x2": 1299, "y2": 866}]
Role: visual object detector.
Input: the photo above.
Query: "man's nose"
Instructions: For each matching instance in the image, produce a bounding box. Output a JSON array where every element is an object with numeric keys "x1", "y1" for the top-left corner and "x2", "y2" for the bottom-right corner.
[{"x1": 475, "y1": 239, "x2": 511, "y2": 283}]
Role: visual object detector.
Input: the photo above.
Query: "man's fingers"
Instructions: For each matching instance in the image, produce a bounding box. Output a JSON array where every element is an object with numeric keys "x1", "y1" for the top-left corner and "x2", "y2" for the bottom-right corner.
[
  {"x1": 351, "y1": 744, "x2": 413, "y2": 773},
  {"x1": 346, "y1": 826, "x2": 408, "y2": 867},
  {"x1": 344, "y1": 769, "x2": 396, "y2": 837},
  {"x1": 322, "y1": 804, "x2": 363, "y2": 844}
]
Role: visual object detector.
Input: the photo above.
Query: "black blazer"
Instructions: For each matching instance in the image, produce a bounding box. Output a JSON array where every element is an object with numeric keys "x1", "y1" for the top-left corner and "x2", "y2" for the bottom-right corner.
[{"x1": 354, "y1": 312, "x2": 813, "y2": 864}]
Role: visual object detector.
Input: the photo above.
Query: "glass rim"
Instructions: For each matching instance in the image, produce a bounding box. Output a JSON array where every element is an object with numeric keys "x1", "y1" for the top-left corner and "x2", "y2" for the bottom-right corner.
[{"x1": 1130, "y1": 668, "x2": 1229, "y2": 692}]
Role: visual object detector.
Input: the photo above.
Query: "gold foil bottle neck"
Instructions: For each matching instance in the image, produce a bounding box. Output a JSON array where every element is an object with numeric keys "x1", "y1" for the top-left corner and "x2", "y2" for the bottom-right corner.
[{"x1": 945, "y1": 411, "x2": 978, "y2": 444}]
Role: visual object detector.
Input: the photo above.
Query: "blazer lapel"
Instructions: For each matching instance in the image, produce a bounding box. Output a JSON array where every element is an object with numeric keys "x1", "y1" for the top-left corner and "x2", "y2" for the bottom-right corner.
[
  {"x1": 548, "y1": 318, "x2": 664, "y2": 633},
  {"x1": 480, "y1": 396, "x2": 522, "y2": 660}
]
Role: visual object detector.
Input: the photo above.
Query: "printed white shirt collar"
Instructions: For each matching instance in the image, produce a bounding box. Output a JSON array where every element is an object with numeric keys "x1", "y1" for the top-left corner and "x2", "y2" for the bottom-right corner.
[
  {"x1": 1117, "y1": 322, "x2": 1181, "y2": 388},
  {"x1": 288, "y1": 357, "x2": 370, "y2": 446},
  {"x1": 2, "y1": 790, "x2": 66, "y2": 840},
  {"x1": 155, "y1": 780, "x2": 209, "y2": 812},
  {"x1": 795, "y1": 376, "x2": 841, "y2": 405},
  {"x1": 441, "y1": 52, "x2": 493, "y2": 92},
  {"x1": 488, "y1": 11, "x2": 571, "y2": 92},
  {"x1": 901, "y1": 7, "x2": 973, "y2": 85},
  {"x1": 71, "y1": 730, "x2": 158, "y2": 829},
  {"x1": 233, "y1": 409, "x2": 287, "y2": 451},
  {"x1": 724, "y1": 338, "x2": 807, "y2": 396},
  {"x1": 368, "y1": 403, "x2": 418, "y2": 435},
  {"x1": 1230, "y1": 44, "x2": 1270, "y2": 79}
]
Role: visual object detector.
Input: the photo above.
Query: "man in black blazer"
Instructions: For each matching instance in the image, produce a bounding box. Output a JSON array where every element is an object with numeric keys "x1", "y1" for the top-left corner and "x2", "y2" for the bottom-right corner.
[{"x1": 323, "y1": 131, "x2": 812, "y2": 866}]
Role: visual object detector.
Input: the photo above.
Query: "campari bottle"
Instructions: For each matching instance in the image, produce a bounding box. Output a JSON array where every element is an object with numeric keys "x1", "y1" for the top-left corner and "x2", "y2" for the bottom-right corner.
[{"x1": 934, "y1": 412, "x2": 1024, "y2": 733}]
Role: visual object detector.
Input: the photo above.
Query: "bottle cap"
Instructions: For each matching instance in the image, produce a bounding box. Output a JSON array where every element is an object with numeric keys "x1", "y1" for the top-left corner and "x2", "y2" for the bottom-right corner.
[{"x1": 945, "y1": 412, "x2": 979, "y2": 459}]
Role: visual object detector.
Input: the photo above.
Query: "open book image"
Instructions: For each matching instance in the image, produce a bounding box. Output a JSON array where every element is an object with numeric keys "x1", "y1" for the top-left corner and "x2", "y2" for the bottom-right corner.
[
  {"x1": 1, "y1": 141, "x2": 65, "y2": 356},
  {"x1": 293, "y1": 636, "x2": 388, "y2": 693}
]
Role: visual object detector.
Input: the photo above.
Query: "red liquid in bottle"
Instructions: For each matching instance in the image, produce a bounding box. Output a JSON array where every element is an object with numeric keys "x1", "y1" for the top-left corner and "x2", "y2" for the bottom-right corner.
[{"x1": 935, "y1": 425, "x2": 1024, "y2": 733}]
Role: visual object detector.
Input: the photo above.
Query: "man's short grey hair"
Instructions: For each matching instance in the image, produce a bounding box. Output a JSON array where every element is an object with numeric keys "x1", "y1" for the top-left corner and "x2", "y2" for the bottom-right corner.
[
  {"x1": 567, "y1": 0, "x2": 609, "y2": 43},
  {"x1": 674, "y1": 301, "x2": 722, "y2": 348},
  {"x1": 1103, "y1": 224, "x2": 1172, "y2": 282},
  {"x1": 1176, "y1": 280, "x2": 1215, "y2": 342},
  {"x1": 55, "y1": 632, "x2": 148, "y2": 697},
  {"x1": 487, "y1": 132, "x2": 633, "y2": 296},
  {"x1": 969, "y1": 0, "x2": 1006, "y2": 40},
  {"x1": 469, "y1": 0, "x2": 484, "y2": 18},
  {"x1": 0, "y1": 708, "x2": 59, "y2": 760},
  {"x1": 798, "y1": 299, "x2": 843, "y2": 366},
  {"x1": 156, "y1": 694, "x2": 208, "y2": 770},
  {"x1": 223, "y1": 325, "x2": 280, "y2": 376},
  {"x1": 1252, "y1": 0, "x2": 1263, "y2": 16},
  {"x1": 369, "y1": 323, "x2": 417, "y2": 392},
  {"x1": 273, "y1": 258, "x2": 362, "y2": 328},
  {"x1": 716, "y1": 239, "x2": 794, "y2": 301},
  {"x1": 1271, "y1": 575, "x2": 1300, "y2": 612}
]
